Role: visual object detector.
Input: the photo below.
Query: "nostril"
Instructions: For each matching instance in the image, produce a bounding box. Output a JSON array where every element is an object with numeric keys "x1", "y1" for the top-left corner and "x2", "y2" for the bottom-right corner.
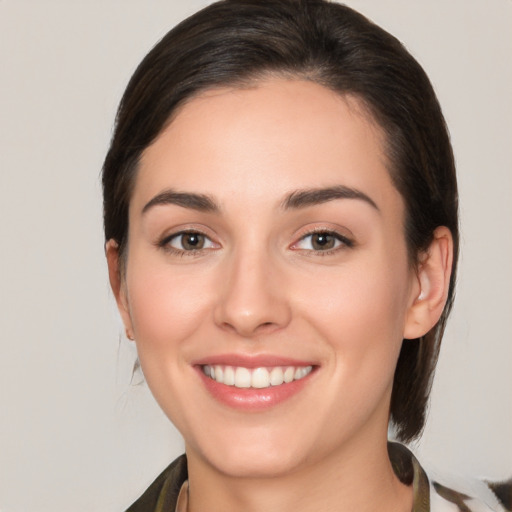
[
  {"x1": 219, "y1": 319, "x2": 281, "y2": 337},
  {"x1": 254, "y1": 321, "x2": 281, "y2": 334}
]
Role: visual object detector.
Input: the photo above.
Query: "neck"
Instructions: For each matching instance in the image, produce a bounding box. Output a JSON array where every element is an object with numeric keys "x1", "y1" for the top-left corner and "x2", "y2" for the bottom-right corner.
[{"x1": 185, "y1": 435, "x2": 413, "y2": 512}]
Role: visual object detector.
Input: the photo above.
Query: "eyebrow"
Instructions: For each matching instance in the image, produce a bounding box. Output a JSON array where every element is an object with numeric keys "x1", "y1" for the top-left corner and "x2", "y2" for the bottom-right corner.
[
  {"x1": 282, "y1": 185, "x2": 379, "y2": 211},
  {"x1": 142, "y1": 184, "x2": 378, "y2": 215},
  {"x1": 142, "y1": 189, "x2": 219, "y2": 214}
]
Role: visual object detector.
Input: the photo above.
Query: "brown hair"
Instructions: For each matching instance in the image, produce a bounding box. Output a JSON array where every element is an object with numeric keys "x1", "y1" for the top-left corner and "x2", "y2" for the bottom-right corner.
[{"x1": 102, "y1": 0, "x2": 459, "y2": 442}]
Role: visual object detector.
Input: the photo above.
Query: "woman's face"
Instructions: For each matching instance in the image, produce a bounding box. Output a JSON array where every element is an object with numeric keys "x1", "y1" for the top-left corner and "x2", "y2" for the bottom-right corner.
[{"x1": 112, "y1": 79, "x2": 421, "y2": 477}]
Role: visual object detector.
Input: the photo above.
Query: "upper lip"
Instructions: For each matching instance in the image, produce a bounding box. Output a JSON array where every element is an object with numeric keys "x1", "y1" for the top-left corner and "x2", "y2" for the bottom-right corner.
[{"x1": 192, "y1": 353, "x2": 317, "y2": 368}]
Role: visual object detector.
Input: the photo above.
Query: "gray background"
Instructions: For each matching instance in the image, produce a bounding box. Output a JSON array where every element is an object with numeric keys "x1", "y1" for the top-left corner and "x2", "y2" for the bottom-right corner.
[{"x1": 1, "y1": 1, "x2": 511, "y2": 511}]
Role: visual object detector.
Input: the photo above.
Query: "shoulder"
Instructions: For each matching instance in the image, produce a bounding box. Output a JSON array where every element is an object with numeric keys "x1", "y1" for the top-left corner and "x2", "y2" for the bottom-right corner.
[
  {"x1": 125, "y1": 454, "x2": 188, "y2": 512},
  {"x1": 389, "y1": 442, "x2": 509, "y2": 512},
  {"x1": 429, "y1": 474, "x2": 511, "y2": 512}
]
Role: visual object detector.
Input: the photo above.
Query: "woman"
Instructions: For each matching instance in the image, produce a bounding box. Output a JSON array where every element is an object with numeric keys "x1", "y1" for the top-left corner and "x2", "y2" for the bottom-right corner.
[{"x1": 102, "y1": 1, "x2": 504, "y2": 511}]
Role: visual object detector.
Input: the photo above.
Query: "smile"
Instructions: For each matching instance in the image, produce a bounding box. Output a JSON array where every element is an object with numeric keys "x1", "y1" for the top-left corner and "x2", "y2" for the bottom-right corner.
[{"x1": 202, "y1": 365, "x2": 313, "y2": 389}]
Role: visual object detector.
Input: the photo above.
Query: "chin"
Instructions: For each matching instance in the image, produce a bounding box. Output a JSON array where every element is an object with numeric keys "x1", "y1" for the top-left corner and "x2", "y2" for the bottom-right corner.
[
  {"x1": 188, "y1": 427, "x2": 312, "y2": 479},
  {"x1": 209, "y1": 448, "x2": 305, "y2": 479}
]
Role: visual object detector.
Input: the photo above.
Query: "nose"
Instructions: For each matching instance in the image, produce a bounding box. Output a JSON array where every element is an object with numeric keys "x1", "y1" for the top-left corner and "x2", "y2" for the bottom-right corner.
[{"x1": 213, "y1": 248, "x2": 291, "y2": 338}]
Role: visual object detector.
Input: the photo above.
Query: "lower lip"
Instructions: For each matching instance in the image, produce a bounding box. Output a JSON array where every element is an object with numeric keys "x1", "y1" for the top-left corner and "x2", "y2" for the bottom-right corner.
[{"x1": 196, "y1": 367, "x2": 315, "y2": 411}]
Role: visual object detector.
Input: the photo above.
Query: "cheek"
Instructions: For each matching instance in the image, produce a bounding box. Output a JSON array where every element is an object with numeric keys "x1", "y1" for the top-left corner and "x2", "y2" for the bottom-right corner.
[
  {"x1": 125, "y1": 260, "x2": 212, "y2": 355},
  {"x1": 305, "y1": 258, "x2": 409, "y2": 327},
  {"x1": 297, "y1": 253, "x2": 411, "y2": 373},
  {"x1": 124, "y1": 259, "x2": 217, "y2": 417}
]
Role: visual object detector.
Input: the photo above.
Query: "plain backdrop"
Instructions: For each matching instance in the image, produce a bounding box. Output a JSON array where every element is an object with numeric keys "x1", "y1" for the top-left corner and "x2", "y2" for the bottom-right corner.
[{"x1": 1, "y1": 1, "x2": 511, "y2": 511}]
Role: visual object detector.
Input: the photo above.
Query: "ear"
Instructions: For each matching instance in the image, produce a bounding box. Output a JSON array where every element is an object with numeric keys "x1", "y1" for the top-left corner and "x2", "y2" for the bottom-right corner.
[
  {"x1": 105, "y1": 239, "x2": 134, "y2": 340},
  {"x1": 403, "y1": 226, "x2": 454, "y2": 340}
]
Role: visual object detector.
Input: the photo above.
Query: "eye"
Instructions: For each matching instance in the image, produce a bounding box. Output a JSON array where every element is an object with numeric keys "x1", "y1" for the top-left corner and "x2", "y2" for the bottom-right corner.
[
  {"x1": 292, "y1": 231, "x2": 353, "y2": 252},
  {"x1": 163, "y1": 231, "x2": 216, "y2": 252}
]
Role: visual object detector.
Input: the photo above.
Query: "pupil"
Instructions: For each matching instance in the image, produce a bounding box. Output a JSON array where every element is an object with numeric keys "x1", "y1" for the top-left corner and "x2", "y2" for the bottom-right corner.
[{"x1": 313, "y1": 233, "x2": 334, "y2": 250}]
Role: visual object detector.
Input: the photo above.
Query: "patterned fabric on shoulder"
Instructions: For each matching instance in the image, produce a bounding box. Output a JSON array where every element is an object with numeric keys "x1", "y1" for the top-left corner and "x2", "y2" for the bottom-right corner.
[{"x1": 429, "y1": 469, "x2": 511, "y2": 511}]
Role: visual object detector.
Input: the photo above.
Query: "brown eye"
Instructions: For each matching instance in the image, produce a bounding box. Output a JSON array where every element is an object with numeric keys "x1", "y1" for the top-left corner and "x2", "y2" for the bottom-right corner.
[
  {"x1": 181, "y1": 233, "x2": 205, "y2": 250},
  {"x1": 292, "y1": 230, "x2": 353, "y2": 253},
  {"x1": 167, "y1": 231, "x2": 215, "y2": 251},
  {"x1": 311, "y1": 233, "x2": 336, "y2": 250}
]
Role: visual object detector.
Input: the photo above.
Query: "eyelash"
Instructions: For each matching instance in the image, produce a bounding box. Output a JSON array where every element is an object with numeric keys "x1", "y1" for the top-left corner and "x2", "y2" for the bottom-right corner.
[
  {"x1": 157, "y1": 230, "x2": 217, "y2": 257},
  {"x1": 157, "y1": 228, "x2": 354, "y2": 257},
  {"x1": 291, "y1": 229, "x2": 354, "y2": 256}
]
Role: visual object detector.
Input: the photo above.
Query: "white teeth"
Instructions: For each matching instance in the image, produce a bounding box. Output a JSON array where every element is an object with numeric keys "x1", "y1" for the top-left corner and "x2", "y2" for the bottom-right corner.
[
  {"x1": 234, "y1": 367, "x2": 252, "y2": 388},
  {"x1": 214, "y1": 366, "x2": 224, "y2": 383},
  {"x1": 251, "y1": 367, "x2": 270, "y2": 388},
  {"x1": 224, "y1": 365, "x2": 235, "y2": 385},
  {"x1": 284, "y1": 366, "x2": 295, "y2": 383},
  {"x1": 202, "y1": 364, "x2": 312, "y2": 389},
  {"x1": 295, "y1": 367, "x2": 309, "y2": 379},
  {"x1": 270, "y1": 367, "x2": 284, "y2": 386}
]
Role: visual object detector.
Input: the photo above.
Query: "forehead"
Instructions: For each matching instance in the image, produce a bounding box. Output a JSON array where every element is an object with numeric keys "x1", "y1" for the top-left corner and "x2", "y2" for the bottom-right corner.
[{"x1": 134, "y1": 78, "x2": 399, "y2": 215}]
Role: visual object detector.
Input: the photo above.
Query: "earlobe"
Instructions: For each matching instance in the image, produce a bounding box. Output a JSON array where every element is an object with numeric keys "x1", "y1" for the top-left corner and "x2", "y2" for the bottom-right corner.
[
  {"x1": 403, "y1": 226, "x2": 454, "y2": 340},
  {"x1": 105, "y1": 239, "x2": 134, "y2": 339}
]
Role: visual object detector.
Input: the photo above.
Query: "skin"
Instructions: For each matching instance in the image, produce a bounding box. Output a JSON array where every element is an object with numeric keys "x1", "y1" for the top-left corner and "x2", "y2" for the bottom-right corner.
[{"x1": 107, "y1": 79, "x2": 453, "y2": 512}]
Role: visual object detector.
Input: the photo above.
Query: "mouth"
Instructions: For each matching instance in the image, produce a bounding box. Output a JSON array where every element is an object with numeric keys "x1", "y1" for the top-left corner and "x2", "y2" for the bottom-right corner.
[
  {"x1": 201, "y1": 364, "x2": 313, "y2": 389},
  {"x1": 194, "y1": 356, "x2": 317, "y2": 410}
]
